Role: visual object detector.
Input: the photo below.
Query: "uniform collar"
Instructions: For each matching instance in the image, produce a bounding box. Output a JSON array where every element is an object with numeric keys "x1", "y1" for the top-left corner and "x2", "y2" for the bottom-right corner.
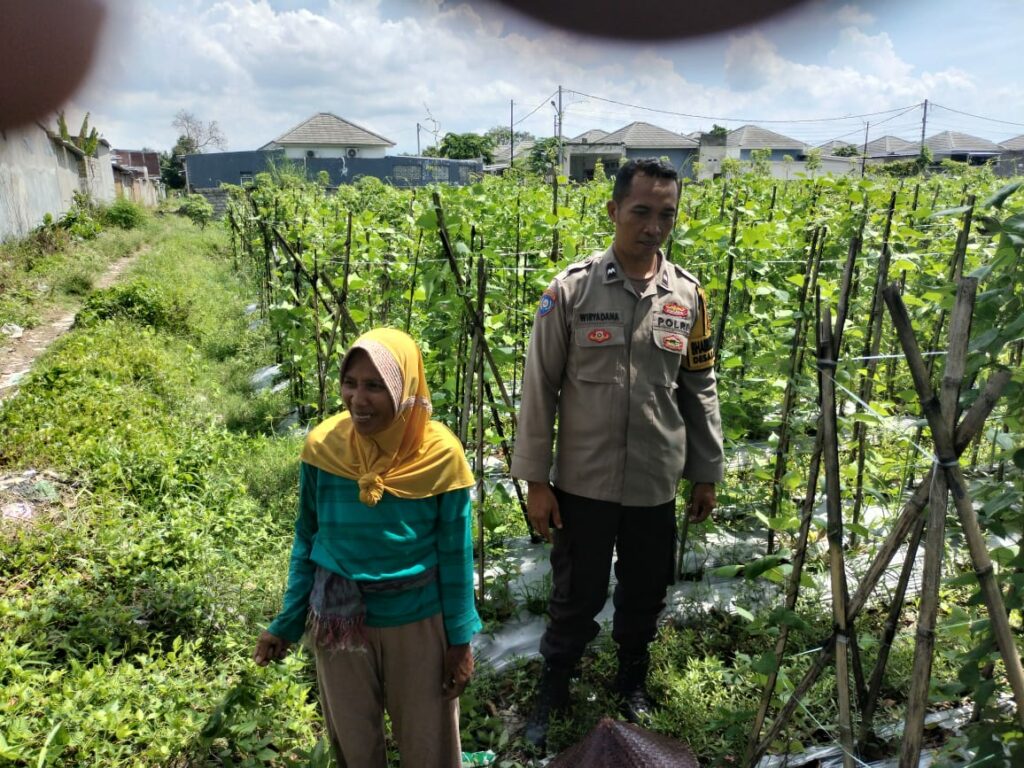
[{"x1": 602, "y1": 246, "x2": 672, "y2": 292}]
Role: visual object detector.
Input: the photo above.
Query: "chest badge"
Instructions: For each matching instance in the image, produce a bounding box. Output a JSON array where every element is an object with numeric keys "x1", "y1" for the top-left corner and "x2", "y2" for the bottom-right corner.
[
  {"x1": 662, "y1": 302, "x2": 689, "y2": 318},
  {"x1": 587, "y1": 328, "x2": 612, "y2": 344},
  {"x1": 661, "y1": 334, "x2": 685, "y2": 352}
]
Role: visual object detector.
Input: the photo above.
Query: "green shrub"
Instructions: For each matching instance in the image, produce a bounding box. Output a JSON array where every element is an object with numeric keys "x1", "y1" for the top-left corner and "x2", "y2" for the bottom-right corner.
[
  {"x1": 180, "y1": 194, "x2": 215, "y2": 229},
  {"x1": 58, "y1": 266, "x2": 94, "y2": 296},
  {"x1": 104, "y1": 198, "x2": 147, "y2": 229},
  {"x1": 75, "y1": 281, "x2": 190, "y2": 334}
]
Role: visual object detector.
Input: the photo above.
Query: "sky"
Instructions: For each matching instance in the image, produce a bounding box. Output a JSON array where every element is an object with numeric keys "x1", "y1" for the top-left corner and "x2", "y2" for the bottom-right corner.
[{"x1": 68, "y1": 0, "x2": 1024, "y2": 155}]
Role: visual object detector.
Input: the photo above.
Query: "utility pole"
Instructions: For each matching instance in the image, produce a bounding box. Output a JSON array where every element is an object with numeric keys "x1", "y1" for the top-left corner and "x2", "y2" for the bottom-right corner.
[
  {"x1": 557, "y1": 85, "x2": 563, "y2": 175},
  {"x1": 919, "y1": 99, "x2": 929, "y2": 157},
  {"x1": 510, "y1": 99, "x2": 514, "y2": 171},
  {"x1": 861, "y1": 121, "x2": 870, "y2": 177},
  {"x1": 416, "y1": 123, "x2": 421, "y2": 156}
]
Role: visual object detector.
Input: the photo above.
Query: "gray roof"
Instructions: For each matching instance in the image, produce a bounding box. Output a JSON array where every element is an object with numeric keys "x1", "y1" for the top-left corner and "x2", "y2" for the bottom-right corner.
[
  {"x1": 726, "y1": 124, "x2": 805, "y2": 150},
  {"x1": 864, "y1": 135, "x2": 919, "y2": 157},
  {"x1": 597, "y1": 121, "x2": 698, "y2": 149},
  {"x1": 1001, "y1": 134, "x2": 1024, "y2": 151},
  {"x1": 926, "y1": 130, "x2": 1001, "y2": 155},
  {"x1": 818, "y1": 139, "x2": 857, "y2": 153},
  {"x1": 261, "y1": 112, "x2": 394, "y2": 149},
  {"x1": 491, "y1": 139, "x2": 535, "y2": 163},
  {"x1": 570, "y1": 128, "x2": 610, "y2": 144}
]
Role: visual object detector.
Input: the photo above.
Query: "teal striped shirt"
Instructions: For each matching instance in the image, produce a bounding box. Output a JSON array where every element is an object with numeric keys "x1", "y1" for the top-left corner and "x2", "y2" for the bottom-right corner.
[{"x1": 267, "y1": 462, "x2": 481, "y2": 645}]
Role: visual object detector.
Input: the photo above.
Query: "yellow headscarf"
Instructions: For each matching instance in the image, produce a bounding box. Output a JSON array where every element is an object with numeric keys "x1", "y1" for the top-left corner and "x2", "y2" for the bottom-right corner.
[{"x1": 300, "y1": 328, "x2": 474, "y2": 506}]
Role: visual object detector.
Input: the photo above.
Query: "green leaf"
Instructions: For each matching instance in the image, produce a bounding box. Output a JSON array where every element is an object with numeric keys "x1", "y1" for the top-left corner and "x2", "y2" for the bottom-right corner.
[
  {"x1": 711, "y1": 564, "x2": 744, "y2": 578},
  {"x1": 734, "y1": 606, "x2": 755, "y2": 622},
  {"x1": 745, "y1": 554, "x2": 787, "y2": 580},
  {"x1": 752, "y1": 651, "x2": 779, "y2": 674},
  {"x1": 981, "y1": 180, "x2": 1024, "y2": 210},
  {"x1": 1013, "y1": 448, "x2": 1024, "y2": 470},
  {"x1": 930, "y1": 205, "x2": 971, "y2": 218}
]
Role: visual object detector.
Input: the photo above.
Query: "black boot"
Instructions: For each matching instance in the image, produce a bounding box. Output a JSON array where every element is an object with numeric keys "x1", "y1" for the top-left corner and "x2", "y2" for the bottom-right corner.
[
  {"x1": 524, "y1": 663, "x2": 571, "y2": 751},
  {"x1": 614, "y1": 650, "x2": 655, "y2": 724}
]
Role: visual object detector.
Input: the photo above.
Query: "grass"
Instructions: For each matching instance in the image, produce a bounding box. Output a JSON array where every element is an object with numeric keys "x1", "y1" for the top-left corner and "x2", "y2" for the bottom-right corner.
[
  {"x1": 0, "y1": 212, "x2": 152, "y2": 330},
  {"x1": 0, "y1": 215, "x2": 319, "y2": 766}
]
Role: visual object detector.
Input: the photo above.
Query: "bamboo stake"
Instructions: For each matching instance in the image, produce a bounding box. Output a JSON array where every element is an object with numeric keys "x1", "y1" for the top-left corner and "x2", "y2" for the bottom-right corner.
[
  {"x1": 748, "y1": 369, "x2": 1012, "y2": 767},
  {"x1": 818, "y1": 302, "x2": 856, "y2": 768},
  {"x1": 898, "y1": 277, "x2": 974, "y2": 768},
  {"x1": 856, "y1": 512, "x2": 927, "y2": 751},
  {"x1": 745, "y1": 217, "x2": 862, "y2": 764},
  {"x1": 475, "y1": 257, "x2": 487, "y2": 603},
  {"x1": 767, "y1": 226, "x2": 823, "y2": 554},
  {"x1": 884, "y1": 283, "x2": 1024, "y2": 731},
  {"x1": 850, "y1": 192, "x2": 897, "y2": 536},
  {"x1": 432, "y1": 192, "x2": 517, "y2": 424},
  {"x1": 712, "y1": 205, "x2": 740, "y2": 368}
]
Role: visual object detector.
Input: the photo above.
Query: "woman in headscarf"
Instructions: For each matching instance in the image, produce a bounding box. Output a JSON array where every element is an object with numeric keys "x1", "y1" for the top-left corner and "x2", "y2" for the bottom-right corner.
[{"x1": 253, "y1": 328, "x2": 480, "y2": 768}]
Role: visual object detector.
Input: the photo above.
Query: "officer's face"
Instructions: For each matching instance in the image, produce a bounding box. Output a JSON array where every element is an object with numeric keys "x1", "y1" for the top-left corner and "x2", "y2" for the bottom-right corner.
[
  {"x1": 341, "y1": 350, "x2": 396, "y2": 435},
  {"x1": 607, "y1": 173, "x2": 679, "y2": 264}
]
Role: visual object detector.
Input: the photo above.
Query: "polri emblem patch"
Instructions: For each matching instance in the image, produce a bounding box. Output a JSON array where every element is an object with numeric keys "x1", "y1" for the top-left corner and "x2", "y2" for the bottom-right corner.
[
  {"x1": 587, "y1": 328, "x2": 612, "y2": 344},
  {"x1": 661, "y1": 334, "x2": 685, "y2": 352},
  {"x1": 662, "y1": 302, "x2": 689, "y2": 318},
  {"x1": 538, "y1": 288, "x2": 557, "y2": 317}
]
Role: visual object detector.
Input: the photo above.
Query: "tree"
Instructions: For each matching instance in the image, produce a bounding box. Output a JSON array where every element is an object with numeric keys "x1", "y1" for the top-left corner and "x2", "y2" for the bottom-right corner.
[
  {"x1": 161, "y1": 134, "x2": 199, "y2": 190},
  {"x1": 833, "y1": 144, "x2": 860, "y2": 158},
  {"x1": 172, "y1": 110, "x2": 227, "y2": 152},
  {"x1": 528, "y1": 137, "x2": 559, "y2": 176},
  {"x1": 483, "y1": 126, "x2": 535, "y2": 147},
  {"x1": 749, "y1": 147, "x2": 771, "y2": 177},
  {"x1": 709, "y1": 124, "x2": 729, "y2": 138},
  {"x1": 435, "y1": 132, "x2": 495, "y2": 163},
  {"x1": 804, "y1": 147, "x2": 822, "y2": 176}
]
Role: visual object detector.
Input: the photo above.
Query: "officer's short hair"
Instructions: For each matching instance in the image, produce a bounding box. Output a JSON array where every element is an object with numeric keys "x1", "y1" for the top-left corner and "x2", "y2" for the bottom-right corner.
[{"x1": 612, "y1": 158, "x2": 679, "y2": 203}]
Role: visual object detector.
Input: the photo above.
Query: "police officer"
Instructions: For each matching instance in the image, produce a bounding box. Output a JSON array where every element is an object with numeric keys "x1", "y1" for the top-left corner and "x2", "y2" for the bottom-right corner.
[{"x1": 511, "y1": 157, "x2": 724, "y2": 749}]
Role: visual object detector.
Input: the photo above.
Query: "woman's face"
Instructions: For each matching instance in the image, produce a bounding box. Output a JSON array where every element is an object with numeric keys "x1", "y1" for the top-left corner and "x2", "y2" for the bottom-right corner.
[{"x1": 341, "y1": 350, "x2": 396, "y2": 435}]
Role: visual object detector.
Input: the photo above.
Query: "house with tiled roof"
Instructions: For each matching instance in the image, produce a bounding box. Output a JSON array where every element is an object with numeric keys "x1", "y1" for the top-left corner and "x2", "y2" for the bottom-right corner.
[
  {"x1": 561, "y1": 122, "x2": 698, "y2": 181},
  {"x1": 487, "y1": 139, "x2": 536, "y2": 172},
  {"x1": 725, "y1": 125, "x2": 807, "y2": 160},
  {"x1": 259, "y1": 112, "x2": 395, "y2": 160},
  {"x1": 997, "y1": 134, "x2": 1024, "y2": 177},
  {"x1": 696, "y1": 124, "x2": 855, "y2": 179},
  {"x1": 925, "y1": 131, "x2": 1001, "y2": 164}
]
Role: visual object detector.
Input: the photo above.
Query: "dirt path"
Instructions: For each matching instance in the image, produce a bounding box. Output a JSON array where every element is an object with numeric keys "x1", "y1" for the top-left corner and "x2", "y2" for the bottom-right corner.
[{"x1": 0, "y1": 249, "x2": 143, "y2": 398}]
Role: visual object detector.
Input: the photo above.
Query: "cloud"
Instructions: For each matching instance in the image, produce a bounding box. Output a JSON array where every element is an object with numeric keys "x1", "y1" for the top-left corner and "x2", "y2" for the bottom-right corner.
[
  {"x1": 835, "y1": 4, "x2": 875, "y2": 27},
  {"x1": 70, "y1": 0, "x2": 1018, "y2": 154}
]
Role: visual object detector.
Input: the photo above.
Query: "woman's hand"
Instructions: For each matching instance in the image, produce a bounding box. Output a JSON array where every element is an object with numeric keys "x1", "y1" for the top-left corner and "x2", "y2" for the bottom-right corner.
[
  {"x1": 441, "y1": 643, "x2": 474, "y2": 700},
  {"x1": 253, "y1": 631, "x2": 291, "y2": 666}
]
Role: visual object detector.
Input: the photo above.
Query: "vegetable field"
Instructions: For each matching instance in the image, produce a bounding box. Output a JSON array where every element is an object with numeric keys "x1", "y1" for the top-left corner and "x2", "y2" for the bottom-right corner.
[
  {"x1": 227, "y1": 164, "x2": 1024, "y2": 764},
  {"x1": 0, "y1": 165, "x2": 1022, "y2": 766}
]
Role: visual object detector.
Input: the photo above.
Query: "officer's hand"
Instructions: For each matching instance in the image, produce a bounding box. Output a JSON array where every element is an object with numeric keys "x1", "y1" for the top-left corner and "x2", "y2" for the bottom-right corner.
[
  {"x1": 253, "y1": 631, "x2": 291, "y2": 666},
  {"x1": 442, "y1": 643, "x2": 474, "y2": 700},
  {"x1": 527, "y1": 482, "x2": 562, "y2": 542},
  {"x1": 687, "y1": 482, "x2": 717, "y2": 523}
]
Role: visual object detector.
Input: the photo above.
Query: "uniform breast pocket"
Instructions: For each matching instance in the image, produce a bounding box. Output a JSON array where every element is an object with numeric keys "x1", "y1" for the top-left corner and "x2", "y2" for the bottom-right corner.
[{"x1": 573, "y1": 323, "x2": 626, "y2": 384}]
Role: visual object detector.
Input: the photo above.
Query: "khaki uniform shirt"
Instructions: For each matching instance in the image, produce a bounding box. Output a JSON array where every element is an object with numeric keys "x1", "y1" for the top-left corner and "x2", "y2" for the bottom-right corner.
[{"x1": 511, "y1": 246, "x2": 724, "y2": 507}]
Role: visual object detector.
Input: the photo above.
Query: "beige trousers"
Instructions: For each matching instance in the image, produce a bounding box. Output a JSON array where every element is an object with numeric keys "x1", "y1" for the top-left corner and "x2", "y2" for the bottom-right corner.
[{"x1": 314, "y1": 613, "x2": 462, "y2": 768}]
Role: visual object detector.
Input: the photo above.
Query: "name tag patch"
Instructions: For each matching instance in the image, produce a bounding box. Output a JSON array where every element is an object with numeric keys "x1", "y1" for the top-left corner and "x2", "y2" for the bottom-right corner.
[
  {"x1": 653, "y1": 312, "x2": 692, "y2": 334},
  {"x1": 579, "y1": 311, "x2": 622, "y2": 323}
]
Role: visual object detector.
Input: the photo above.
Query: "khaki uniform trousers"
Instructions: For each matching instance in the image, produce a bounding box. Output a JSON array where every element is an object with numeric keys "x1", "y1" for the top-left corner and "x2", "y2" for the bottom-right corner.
[{"x1": 314, "y1": 613, "x2": 462, "y2": 768}]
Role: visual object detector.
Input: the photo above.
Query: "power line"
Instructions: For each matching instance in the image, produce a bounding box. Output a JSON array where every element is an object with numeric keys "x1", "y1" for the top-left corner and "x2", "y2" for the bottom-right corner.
[
  {"x1": 513, "y1": 91, "x2": 558, "y2": 128},
  {"x1": 565, "y1": 88, "x2": 922, "y2": 125},
  {"x1": 930, "y1": 102, "x2": 1024, "y2": 129}
]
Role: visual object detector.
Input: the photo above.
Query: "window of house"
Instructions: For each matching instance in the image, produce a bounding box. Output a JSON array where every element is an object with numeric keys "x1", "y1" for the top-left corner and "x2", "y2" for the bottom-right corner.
[{"x1": 240, "y1": 172, "x2": 253, "y2": 186}]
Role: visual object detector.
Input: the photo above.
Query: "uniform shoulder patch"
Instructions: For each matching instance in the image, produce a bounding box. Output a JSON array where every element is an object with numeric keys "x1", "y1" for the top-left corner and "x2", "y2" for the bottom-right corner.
[
  {"x1": 557, "y1": 253, "x2": 600, "y2": 281},
  {"x1": 537, "y1": 286, "x2": 558, "y2": 317}
]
